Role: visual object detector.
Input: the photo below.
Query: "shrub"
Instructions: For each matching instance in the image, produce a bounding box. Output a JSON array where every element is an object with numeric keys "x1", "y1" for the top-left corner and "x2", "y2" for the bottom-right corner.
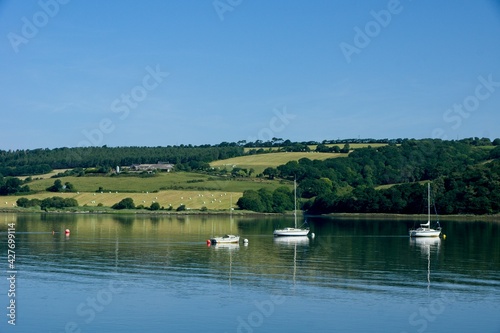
[
  {"x1": 40, "y1": 197, "x2": 78, "y2": 210},
  {"x1": 112, "y1": 198, "x2": 135, "y2": 210}
]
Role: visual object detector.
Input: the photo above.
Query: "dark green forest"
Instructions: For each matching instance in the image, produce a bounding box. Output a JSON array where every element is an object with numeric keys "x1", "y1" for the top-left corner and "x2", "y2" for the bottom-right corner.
[
  {"x1": 238, "y1": 139, "x2": 500, "y2": 215},
  {"x1": 0, "y1": 144, "x2": 244, "y2": 176}
]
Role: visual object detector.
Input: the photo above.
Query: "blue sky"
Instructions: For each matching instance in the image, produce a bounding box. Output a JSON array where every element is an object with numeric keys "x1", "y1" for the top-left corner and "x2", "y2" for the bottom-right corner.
[{"x1": 1, "y1": 0, "x2": 500, "y2": 149}]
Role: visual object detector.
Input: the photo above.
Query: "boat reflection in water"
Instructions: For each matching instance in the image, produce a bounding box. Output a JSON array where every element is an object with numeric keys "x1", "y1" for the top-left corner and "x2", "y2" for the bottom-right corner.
[
  {"x1": 211, "y1": 243, "x2": 240, "y2": 250},
  {"x1": 209, "y1": 240, "x2": 240, "y2": 288},
  {"x1": 274, "y1": 236, "x2": 310, "y2": 287},
  {"x1": 410, "y1": 237, "x2": 441, "y2": 291},
  {"x1": 273, "y1": 236, "x2": 310, "y2": 246}
]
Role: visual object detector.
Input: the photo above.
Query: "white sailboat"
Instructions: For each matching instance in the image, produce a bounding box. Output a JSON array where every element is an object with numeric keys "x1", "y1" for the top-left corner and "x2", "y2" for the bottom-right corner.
[
  {"x1": 273, "y1": 179, "x2": 310, "y2": 237},
  {"x1": 409, "y1": 182, "x2": 442, "y2": 237}
]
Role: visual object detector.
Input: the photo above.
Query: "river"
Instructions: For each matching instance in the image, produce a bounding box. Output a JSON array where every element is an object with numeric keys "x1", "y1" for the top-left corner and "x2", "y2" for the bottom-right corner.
[{"x1": 0, "y1": 213, "x2": 499, "y2": 332}]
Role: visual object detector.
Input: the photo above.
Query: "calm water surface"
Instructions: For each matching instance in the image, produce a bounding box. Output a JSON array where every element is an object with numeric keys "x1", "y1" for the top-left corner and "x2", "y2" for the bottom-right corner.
[{"x1": 0, "y1": 213, "x2": 499, "y2": 332}]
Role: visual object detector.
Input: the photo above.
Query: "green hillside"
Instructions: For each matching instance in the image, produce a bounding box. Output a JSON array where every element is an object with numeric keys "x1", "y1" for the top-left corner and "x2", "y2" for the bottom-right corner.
[
  {"x1": 210, "y1": 151, "x2": 346, "y2": 175},
  {"x1": 1, "y1": 138, "x2": 499, "y2": 214}
]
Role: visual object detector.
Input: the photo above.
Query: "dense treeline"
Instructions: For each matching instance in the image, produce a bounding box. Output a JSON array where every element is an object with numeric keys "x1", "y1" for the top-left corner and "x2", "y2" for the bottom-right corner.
[
  {"x1": 305, "y1": 160, "x2": 500, "y2": 215},
  {"x1": 0, "y1": 176, "x2": 30, "y2": 195},
  {"x1": 267, "y1": 139, "x2": 494, "y2": 186},
  {"x1": 236, "y1": 187, "x2": 295, "y2": 213},
  {"x1": 239, "y1": 137, "x2": 404, "y2": 148},
  {"x1": 0, "y1": 145, "x2": 244, "y2": 175},
  {"x1": 0, "y1": 164, "x2": 52, "y2": 177},
  {"x1": 16, "y1": 197, "x2": 78, "y2": 210},
  {"x1": 241, "y1": 139, "x2": 500, "y2": 215}
]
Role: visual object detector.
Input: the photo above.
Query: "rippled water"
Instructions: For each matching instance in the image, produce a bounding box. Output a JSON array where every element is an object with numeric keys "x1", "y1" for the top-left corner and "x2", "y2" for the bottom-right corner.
[{"x1": 0, "y1": 213, "x2": 499, "y2": 332}]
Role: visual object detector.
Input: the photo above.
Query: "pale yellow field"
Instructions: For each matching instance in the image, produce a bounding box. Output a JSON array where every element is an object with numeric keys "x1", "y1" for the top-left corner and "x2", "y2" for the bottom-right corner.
[
  {"x1": 211, "y1": 151, "x2": 345, "y2": 175},
  {"x1": 18, "y1": 169, "x2": 71, "y2": 181},
  {"x1": 0, "y1": 190, "x2": 242, "y2": 210}
]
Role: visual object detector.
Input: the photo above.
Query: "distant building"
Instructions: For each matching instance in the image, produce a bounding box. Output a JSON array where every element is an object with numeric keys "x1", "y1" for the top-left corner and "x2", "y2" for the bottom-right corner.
[{"x1": 129, "y1": 162, "x2": 174, "y2": 172}]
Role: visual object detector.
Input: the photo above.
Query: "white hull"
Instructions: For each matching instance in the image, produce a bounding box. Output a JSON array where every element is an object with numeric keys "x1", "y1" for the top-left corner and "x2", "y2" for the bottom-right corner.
[
  {"x1": 210, "y1": 235, "x2": 240, "y2": 244},
  {"x1": 273, "y1": 227, "x2": 309, "y2": 237},
  {"x1": 409, "y1": 228, "x2": 441, "y2": 237}
]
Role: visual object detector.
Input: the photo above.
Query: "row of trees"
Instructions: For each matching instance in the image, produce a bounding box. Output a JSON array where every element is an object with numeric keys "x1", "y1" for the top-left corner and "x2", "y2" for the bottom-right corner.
[
  {"x1": 111, "y1": 197, "x2": 185, "y2": 211},
  {"x1": 0, "y1": 164, "x2": 52, "y2": 177},
  {"x1": 16, "y1": 196, "x2": 78, "y2": 210},
  {"x1": 0, "y1": 145, "x2": 244, "y2": 176}
]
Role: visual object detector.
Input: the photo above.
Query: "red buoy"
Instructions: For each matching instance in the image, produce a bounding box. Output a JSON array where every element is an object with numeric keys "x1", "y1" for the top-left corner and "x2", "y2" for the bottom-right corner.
[
  {"x1": 65, "y1": 229, "x2": 70, "y2": 235},
  {"x1": 206, "y1": 239, "x2": 211, "y2": 246}
]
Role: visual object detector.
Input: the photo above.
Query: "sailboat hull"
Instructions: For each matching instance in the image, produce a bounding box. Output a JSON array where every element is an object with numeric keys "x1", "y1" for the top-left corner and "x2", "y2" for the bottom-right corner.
[
  {"x1": 409, "y1": 228, "x2": 441, "y2": 237},
  {"x1": 273, "y1": 228, "x2": 309, "y2": 237}
]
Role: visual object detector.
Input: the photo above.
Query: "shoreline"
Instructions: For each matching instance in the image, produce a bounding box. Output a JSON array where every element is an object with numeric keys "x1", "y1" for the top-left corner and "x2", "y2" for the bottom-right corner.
[{"x1": 0, "y1": 207, "x2": 499, "y2": 221}]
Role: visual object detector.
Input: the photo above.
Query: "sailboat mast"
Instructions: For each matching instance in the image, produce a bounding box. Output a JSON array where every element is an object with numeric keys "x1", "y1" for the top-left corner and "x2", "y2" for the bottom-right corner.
[
  {"x1": 294, "y1": 178, "x2": 297, "y2": 228},
  {"x1": 427, "y1": 182, "x2": 431, "y2": 223}
]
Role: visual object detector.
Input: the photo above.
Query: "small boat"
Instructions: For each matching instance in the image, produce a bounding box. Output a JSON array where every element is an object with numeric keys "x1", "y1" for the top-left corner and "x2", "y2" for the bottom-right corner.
[
  {"x1": 273, "y1": 179, "x2": 310, "y2": 237},
  {"x1": 409, "y1": 182, "x2": 442, "y2": 238},
  {"x1": 209, "y1": 234, "x2": 240, "y2": 244}
]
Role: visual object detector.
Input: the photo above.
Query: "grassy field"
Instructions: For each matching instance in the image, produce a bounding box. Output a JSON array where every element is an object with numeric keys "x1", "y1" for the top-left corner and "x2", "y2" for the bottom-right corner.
[
  {"x1": 25, "y1": 172, "x2": 286, "y2": 193},
  {"x1": 18, "y1": 169, "x2": 70, "y2": 181},
  {"x1": 1, "y1": 171, "x2": 292, "y2": 210},
  {"x1": 2, "y1": 148, "x2": 354, "y2": 211},
  {"x1": 0, "y1": 189, "x2": 241, "y2": 210},
  {"x1": 211, "y1": 151, "x2": 346, "y2": 175}
]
